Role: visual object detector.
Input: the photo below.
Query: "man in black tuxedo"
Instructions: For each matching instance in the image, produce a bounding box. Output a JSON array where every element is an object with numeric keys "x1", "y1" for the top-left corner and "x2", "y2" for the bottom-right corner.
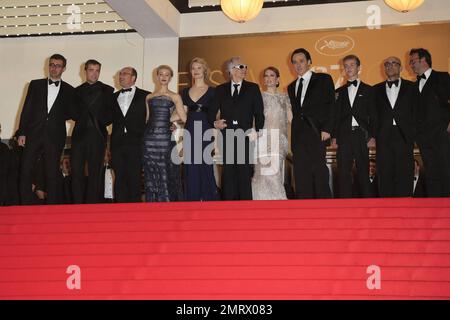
[
  {"x1": 409, "y1": 48, "x2": 450, "y2": 197},
  {"x1": 208, "y1": 57, "x2": 264, "y2": 200},
  {"x1": 374, "y1": 56, "x2": 415, "y2": 197},
  {"x1": 110, "y1": 67, "x2": 149, "y2": 202},
  {"x1": 287, "y1": 48, "x2": 334, "y2": 199},
  {"x1": 332, "y1": 55, "x2": 377, "y2": 198},
  {"x1": 71, "y1": 59, "x2": 114, "y2": 203},
  {"x1": 17, "y1": 54, "x2": 76, "y2": 204}
]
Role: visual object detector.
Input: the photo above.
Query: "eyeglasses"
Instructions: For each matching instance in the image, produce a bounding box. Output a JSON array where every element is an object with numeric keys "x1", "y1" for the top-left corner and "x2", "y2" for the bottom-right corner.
[
  {"x1": 49, "y1": 63, "x2": 64, "y2": 68},
  {"x1": 384, "y1": 61, "x2": 400, "y2": 68},
  {"x1": 233, "y1": 64, "x2": 247, "y2": 70}
]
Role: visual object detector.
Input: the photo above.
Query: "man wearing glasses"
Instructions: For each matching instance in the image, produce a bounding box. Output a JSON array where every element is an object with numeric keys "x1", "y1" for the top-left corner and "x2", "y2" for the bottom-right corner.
[
  {"x1": 408, "y1": 48, "x2": 450, "y2": 197},
  {"x1": 208, "y1": 57, "x2": 264, "y2": 200},
  {"x1": 109, "y1": 67, "x2": 149, "y2": 203},
  {"x1": 17, "y1": 54, "x2": 76, "y2": 204},
  {"x1": 373, "y1": 56, "x2": 416, "y2": 197}
]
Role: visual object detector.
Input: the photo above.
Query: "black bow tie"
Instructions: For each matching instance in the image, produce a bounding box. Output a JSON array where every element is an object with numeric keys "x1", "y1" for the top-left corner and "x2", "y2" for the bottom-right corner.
[
  {"x1": 417, "y1": 74, "x2": 427, "y2": 81},
  {"x1": 387, "y1": 79, "x2": 399, "y2": 88},
  {"x1": 48, "y1": 79, "x2": 60, "y2": 87},
  {"x1": 347, "y1": 80, "x2": 358, "y2": 87},
  {"x1": 414, "y1": 176, "x2": 418, "y2": 181},
  {"x1": 120, "y1": 88, "x2": 132, "y2": 93}
]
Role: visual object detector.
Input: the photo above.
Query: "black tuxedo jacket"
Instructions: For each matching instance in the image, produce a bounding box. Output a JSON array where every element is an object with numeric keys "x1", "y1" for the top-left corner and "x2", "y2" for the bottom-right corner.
[
  {"x1": 374, "y1": 79, "x2": 416, "y2": 144},
  {"x1": 333, "y1": 81, "x2": 377, "y2": 143},
  {"x1": 110, "y1": 87, "x2": 150, "y2": 149},
  {"x1": 287, "y1": 72, "x2": 335, "y2": 141},
  {"x1": 208, "y1": 80, "x2": 264, "y2": 132},
  {"x1": 414, "y1": 70, "x2": 450, "y2": 144},
  {"x1": 71, "y1": 81, "x2": 114, "y2": 144},
  {"x1": 18, "y1": 78, "x2": 75, "y2": 149}
]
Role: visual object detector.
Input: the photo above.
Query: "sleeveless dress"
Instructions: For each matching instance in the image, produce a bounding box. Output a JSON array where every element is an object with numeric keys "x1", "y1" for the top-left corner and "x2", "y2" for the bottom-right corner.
[
  {"x1": 181, "y1": 87, "x2": 220, "y2": 201},
  {"x1": 142, "y1": 95, "x2": 183, "y2": 202},
  {"x1": 251, "y1": 92, "x2": 291, "y2": 200}
]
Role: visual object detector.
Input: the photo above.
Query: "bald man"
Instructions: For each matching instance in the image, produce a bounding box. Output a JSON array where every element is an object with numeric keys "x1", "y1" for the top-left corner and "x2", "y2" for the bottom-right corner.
[
  {"x1": 373, "y1": 56, "x2": 416, "y2": 197},
  {"x1": 110, "y1": 67, "x2": 150, "y2": 202}
]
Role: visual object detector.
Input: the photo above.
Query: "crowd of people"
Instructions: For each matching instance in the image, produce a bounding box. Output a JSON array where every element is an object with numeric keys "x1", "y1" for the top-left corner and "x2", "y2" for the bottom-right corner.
[{"x1": 0, "y1": 47, "x2": 448, "y2": 205}]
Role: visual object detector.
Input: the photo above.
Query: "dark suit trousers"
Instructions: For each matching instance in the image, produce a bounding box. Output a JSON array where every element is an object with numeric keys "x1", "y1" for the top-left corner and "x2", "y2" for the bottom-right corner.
[
  {"x1": 111, "y1": 143, "x2": 143, "y2": 203},
  {"x1": 292, "y1": 119, "x2": 331, "y2": 199},
  {"x1": 337, "y1": 128, "x2": 370, "y2": 198},
  {"x1": 220, "y1": 130, "x2": 253, "y2": 200},
  {"x1": 417, "y1": 131, "x2": 450, "y2": 197},
  {"x1": 19, "y1": 136, "x2": 63, "y2": 205},
  {"x1": 377, "y1": 126, "x2": 414, "y2": 197},
  {"x1": 71, "y1": 129, "x2": 106, "y2": 204}
]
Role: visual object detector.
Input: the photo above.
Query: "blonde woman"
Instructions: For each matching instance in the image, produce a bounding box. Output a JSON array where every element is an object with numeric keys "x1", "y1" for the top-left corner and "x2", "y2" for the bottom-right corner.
[
  {"x1": 142, "y1": 65, "x2": 186, "y2": 202},
  {"x1": 181, "y1": 57, "x2": 219, "y2": 201}
]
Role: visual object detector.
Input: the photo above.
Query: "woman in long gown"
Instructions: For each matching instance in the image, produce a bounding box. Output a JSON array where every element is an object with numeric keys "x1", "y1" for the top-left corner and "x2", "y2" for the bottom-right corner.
[
  {"x1": 252, "y1": 66, "x2": 293, "y2": 200},
  {"x1": 142, "y1": 65, "x2": 187, "y2": 202},
  {"x1": 181, "y1": 57, "x2": 220, "y2": 201}
]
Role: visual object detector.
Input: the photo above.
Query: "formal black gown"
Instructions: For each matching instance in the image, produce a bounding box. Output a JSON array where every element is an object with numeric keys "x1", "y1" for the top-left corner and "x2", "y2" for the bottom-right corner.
[
  {"x1": 181, "y1": 87, "x2": 219, "y2": 201},
  {"x1": 142, "y1": 95, "x2": 183, "y2": 202}
]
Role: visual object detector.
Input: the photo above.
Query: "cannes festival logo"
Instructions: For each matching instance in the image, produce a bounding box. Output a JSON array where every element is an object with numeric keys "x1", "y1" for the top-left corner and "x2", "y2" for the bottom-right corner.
[{"x1": 315, "y1": 34, "x2": 355, "y2": 56}]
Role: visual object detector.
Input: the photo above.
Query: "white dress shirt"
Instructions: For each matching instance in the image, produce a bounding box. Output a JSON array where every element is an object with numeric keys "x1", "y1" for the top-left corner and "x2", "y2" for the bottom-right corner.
[
  {"x1": 386, "y1": 78, "x2": 401, "y2": 125},
  {"x1": 295, "y1": 70, "x2": 312, "y2": 106},
  {"x1": 413, "y1": 174, "x2": 419, "y2": 193},
  {"x1": 117, "y1": 85, "x2": 136, "y2": 133},
  {"x1": 419, "y1": 68, "x2": 432, "y2": 93},
  {"x1": 231, "y1": 81, "x2": 242, "y2": 96},
  {"x1": 347, "y1": 79, "x2": 360, "y2": 127},
  {"x1": 47, "y1": 79, "x2": 61, "y2": 113}
]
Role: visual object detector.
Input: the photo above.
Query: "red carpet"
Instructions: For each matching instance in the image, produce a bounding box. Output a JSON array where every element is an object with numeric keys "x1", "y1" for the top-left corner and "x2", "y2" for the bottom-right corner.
[{"x1": 0, "y1": 198, "x2": 449, "y2": 299}]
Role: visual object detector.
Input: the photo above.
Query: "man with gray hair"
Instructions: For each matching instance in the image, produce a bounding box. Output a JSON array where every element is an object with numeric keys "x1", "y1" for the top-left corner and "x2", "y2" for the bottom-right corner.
[{"x1": 208, "y1": 57, "x2": 264, "y2": 200}]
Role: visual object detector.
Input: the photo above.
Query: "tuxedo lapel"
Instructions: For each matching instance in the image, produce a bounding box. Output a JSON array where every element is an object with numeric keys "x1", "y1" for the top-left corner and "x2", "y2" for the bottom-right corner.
[
  {"x1": 352, "y1": 83, "x2": 365, "y2": 112},
  {"x1": 393, "y1": 79, "x2": 406, "y2": 110},
  {"x1": 124, "y1": 89, "x2": 139, "y2": 118},
  {"x1": 381, "y1": 82, "x2": 392, "y2": 109},
  {"x1": 49, "y1": 81, "x2": 64, "y2": 115},
  {"x1": 419, "y1": 70, "x2": 434, "y2": 94},
  {"x1": 112, "y1": 91, "x2": 122, "y2": 117},
  {"x1": 224, "y1": 81, "x2": 232, "y2": 99},
  {"x1": 288, "y1": 82, "x2": 295, "y2": 100},
  {"x1": 342, "y1": 86, "x2": 351, "y2": 113},
  {"x1": 115, "y1": 90, "x2": 133, "y2": 118},
  {"x1": 288, "y1": 82, "x2": 298, "y2": 110},
  {"x1": 42, "y1": 79, "x2": 49, "y2": 113},
  {"x1": 302, "y1": 72, "x2": 316, "y2": 108},
  {"x1": 238, "y1": 80, "x2": 248, "y2": 99}
]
